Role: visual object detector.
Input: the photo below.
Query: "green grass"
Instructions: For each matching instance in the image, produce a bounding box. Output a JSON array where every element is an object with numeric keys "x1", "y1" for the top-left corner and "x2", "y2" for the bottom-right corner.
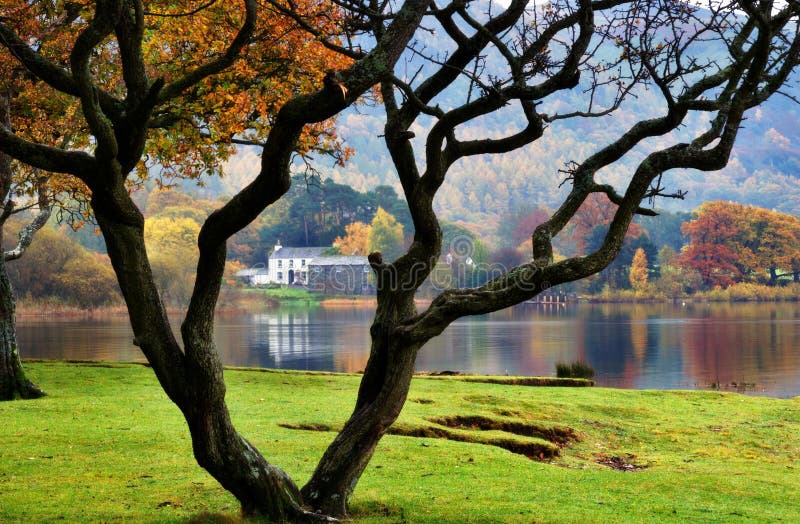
[
  {"x1": 2, "y1": 362, "x2": 799, "y2": 523},
  {"x1": 243, "y1": 286, "x2": 321, "y2": 301}
]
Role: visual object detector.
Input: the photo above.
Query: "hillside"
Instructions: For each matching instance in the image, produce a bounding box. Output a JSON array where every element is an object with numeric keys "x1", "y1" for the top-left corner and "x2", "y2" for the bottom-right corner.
[{"x1": 209, "y1": 2, "x2": 800, "y2": 237}]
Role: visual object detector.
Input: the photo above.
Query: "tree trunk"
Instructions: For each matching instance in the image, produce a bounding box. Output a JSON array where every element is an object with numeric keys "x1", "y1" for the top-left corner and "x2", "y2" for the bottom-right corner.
[
  {"x1": 302, "y1": 289, "x2": 419, "y2": 517},
  {"x1": 92, "y1": 189, "x2": 328, "y2": 522},
  {"x1": 769, "y1": 267, "x2": 778, "y2": 287},
  {"x1": 0, "y1": 256, "x2": 44, "y2": 400}
]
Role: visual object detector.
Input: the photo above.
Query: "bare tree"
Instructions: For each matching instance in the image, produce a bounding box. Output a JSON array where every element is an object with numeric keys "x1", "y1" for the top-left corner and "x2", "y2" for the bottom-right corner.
[
  {"x1": 0, "y1": 0, "x2": 797, "y2": 520},
  {"x1": 299, "y1": 0, "x2": 800, "y2": 515}
]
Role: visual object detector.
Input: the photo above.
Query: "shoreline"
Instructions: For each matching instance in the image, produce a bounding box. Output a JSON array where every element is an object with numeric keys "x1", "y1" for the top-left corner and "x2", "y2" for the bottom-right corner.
[
  {"x1": 15, "y1": 281, "x2": 800, "y2": 316},
  {"x1": 18, "y1": 358, "x2": 792, "y2": 399}
]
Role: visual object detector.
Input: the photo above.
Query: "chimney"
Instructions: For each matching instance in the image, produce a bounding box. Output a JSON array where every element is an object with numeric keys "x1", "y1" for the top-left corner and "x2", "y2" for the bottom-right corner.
[{"x1": 274, "y1": 240, "x2": 282, "y2": 252}]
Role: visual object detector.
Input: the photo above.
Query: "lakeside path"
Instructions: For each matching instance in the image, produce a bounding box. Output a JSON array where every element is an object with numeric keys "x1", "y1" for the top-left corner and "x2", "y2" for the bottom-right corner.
[{"x1": 2, "y1": 362, "x2": 799, "y2": 522}]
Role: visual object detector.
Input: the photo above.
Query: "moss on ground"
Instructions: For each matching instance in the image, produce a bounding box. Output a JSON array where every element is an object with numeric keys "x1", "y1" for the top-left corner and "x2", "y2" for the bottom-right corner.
[{"x1": 1, "y1": 362, "x2": 798, "y2": 523}]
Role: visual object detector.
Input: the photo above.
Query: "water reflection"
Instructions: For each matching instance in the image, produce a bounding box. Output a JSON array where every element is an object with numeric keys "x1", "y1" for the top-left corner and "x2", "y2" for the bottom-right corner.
[{"x1": 16, "y1": 302, "x2": 800, "y2": 397}]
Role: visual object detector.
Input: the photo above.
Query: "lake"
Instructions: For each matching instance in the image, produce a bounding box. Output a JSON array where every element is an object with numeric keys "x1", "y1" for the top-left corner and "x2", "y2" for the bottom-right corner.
[{"x1": 17, "y1": 302, "x2": 800, "y2": 398}]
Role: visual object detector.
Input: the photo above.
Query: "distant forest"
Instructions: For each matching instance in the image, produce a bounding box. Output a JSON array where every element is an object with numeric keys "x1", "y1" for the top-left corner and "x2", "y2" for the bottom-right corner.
[{"x1": 6, "y1": 177, "x2": 800, "y2": 308}]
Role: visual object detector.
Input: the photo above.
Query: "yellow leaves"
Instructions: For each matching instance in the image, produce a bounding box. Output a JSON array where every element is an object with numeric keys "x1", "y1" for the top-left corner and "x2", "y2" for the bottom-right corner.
[
  {"x1": 333, "y1": 221, "x2": 371, "y2": 255},
  {"x1": 629, "y1": 247, "x2": 649, "y2": 291}
]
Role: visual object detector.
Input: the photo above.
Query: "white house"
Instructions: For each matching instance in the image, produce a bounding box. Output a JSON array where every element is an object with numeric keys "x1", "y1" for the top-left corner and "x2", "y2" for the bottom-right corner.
[
  {"x1": 234, "y1": 264, "x2": 271, "y2": 286},
  {"x1": 267, "y1": 242, "x2": 327, "y2": 285}
]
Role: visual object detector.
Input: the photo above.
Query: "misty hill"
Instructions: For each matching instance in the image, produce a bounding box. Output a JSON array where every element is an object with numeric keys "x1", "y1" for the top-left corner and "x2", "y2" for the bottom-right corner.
[{"x1": 207, "y1": 2, "x2": 800, "y2": 237}]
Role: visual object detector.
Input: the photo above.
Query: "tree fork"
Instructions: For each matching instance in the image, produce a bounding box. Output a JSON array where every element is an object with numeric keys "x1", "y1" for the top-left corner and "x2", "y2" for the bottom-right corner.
[{"x1": 92, "y1": 184, "x2": 331, "y2": 521}]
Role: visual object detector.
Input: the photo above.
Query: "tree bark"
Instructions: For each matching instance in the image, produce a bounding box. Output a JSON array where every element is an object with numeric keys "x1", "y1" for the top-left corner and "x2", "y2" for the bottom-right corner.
[
  {"x1": 0, "y1": 92, "x2": 45, "y2": 401},
  {"x1": 0, "y1": 255, "x2": 44, "y2": 400},
  {"x1": 302, "y1": 286, "x2": 420, "y2": 516},
  {"x1": 92, "y1": 185, "x2": 328, "y2": 522}
]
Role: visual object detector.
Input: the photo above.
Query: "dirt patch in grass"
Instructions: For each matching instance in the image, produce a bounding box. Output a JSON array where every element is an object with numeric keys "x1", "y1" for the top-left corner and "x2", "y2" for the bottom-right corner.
[
  {"x1": 429, "y1": 415, "x2": 579, "y2": 446},
  {"x1": 185, "y1": 512, "x2": 242, "y2": 523},
  {"x1": 276, "y1": 414, "x2": 573, "y2": 459},
  {"x1": 595, "y1": 453, "x2": 648, "y2": 471},
  {"x1": 387, "y1": 424, "x2": 560, "y2": 460},
  {"x1": 277, "y1": 423, "x2": 332, "y2": 432}
]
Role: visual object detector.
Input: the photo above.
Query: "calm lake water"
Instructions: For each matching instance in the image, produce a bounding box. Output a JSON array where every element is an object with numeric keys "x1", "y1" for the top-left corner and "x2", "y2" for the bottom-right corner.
[{"x1": 17, "y1": 302, "x2": 800, "y2": 398}]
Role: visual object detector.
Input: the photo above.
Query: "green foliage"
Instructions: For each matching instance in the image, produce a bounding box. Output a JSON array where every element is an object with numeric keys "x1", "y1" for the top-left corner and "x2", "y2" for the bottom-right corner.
[
  {"x1": 440, "y1": 220, "x2": 476, "y2": 253},
  {"x1": 368, "y1": 207, "x2": 404, "y2": 262},
  {"x1": 258, "y1": 177, "x2": 412, "y2": 250},
  {"x1": 495, "y1": 206, "x2": 551, "y2": 249},
  {"x1": 555, "y1": 360, "x2": 595, "y2": 379},
  {"x1": 5, "y1": 362, "x2": 799, "y2": 522},
  {"x1": 636, "y1": 211, "x2": 690, "y2": 253},
  {"x1": 585, "y1": 228, "x2": 658, "y2": 292}
]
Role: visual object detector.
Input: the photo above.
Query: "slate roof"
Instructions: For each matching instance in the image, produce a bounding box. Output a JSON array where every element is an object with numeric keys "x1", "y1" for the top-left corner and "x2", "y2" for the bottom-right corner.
[
  {"x1": 270, "y1": 247, "x2": 327, "y2": 259},
  {"x1": 235, "y1": 268, "x2": 269, "y2": 277},
  {"x1": 308, "y1": 256, "x2": 369, "y2": 266}
]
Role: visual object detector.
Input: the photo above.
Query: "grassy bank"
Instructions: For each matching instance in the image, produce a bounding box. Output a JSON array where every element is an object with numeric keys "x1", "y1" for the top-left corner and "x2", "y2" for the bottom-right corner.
[
  {"x1": 2, "y1": 363, "x2": 799, "y2": 523},
  {"x1": 585, "y1": 282, "x2": 800, "y2": 303}
]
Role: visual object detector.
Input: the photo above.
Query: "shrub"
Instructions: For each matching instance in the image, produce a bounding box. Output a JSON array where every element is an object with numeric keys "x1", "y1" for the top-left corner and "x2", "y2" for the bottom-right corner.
[{"x1": 555, "y1": 360, "x2": 595, "y2": 379}]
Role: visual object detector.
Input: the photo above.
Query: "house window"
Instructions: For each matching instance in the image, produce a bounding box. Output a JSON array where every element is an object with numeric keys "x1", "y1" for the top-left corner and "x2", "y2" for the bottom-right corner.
[
  {"x1": 277, "y1": 260, "x2": 283, "y2": 268},
  {"x1": 289, "y1": 259, "x2": 294, "y2": 268},
  {"x1": 277, "y1": 271, "x2": 283, "y2": 280},
  {"x1": 301, "y1": 272, "x2": 307, "y2": 280},
  {"x1": 301, "y1": 259, "x2": 306, "y2": 267}
]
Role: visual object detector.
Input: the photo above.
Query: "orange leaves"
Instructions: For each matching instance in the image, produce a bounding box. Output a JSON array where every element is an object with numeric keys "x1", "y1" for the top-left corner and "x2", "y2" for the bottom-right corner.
[
  {"x1": 678, "y1": 201, "x2": 800, "y2": 287},
  {"x1": 571, "y1": 193, "x2": 643, "y2": 256},
  {"x1": 1, "y1": 0, "x2": 353, "y2": 189}
]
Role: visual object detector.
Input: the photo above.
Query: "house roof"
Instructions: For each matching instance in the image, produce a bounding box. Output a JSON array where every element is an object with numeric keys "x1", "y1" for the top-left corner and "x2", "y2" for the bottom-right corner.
[
  {"x1": 308, "y1": 256, "x2": 370, "y2": 266},
  {"x1": 235, "y1": 268, "x2": 269, "y2": 277},
  {"x1": 270, "y1": 247, "x2": 327, "y2": 259}
]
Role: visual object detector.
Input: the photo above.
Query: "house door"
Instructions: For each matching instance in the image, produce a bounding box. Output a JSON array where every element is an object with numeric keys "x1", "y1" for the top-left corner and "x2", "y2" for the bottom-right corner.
[{"x1": 288, "y1": 269, "x2": 295, "y2": 284}]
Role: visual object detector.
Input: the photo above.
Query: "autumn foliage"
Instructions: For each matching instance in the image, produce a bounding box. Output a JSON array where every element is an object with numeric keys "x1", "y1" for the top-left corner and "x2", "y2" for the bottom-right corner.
[
  {"x1": 629, "y1": 247, "x2": 648, "y2": 291},
  {"x1": 571, "y1": 193, "x2": 645, "y2": 255},
  {"x1": 679, "y1": 202, "x2": 800, "y2": 288},
  {"x1": 0, "y1": 0, "x2": 351, "y2": 187},
  {"x1": 333, "y1": 221, "x2": 370, "y2": 255}
]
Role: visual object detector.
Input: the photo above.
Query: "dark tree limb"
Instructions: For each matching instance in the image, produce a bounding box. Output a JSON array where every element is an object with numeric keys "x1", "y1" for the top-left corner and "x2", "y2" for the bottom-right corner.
[
  {"x1": 0, "y1": 124, "x2": 97, "y2": 178},
  {"x1": 156, "y1": 0, "x2": 258, "y2": 103}
]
